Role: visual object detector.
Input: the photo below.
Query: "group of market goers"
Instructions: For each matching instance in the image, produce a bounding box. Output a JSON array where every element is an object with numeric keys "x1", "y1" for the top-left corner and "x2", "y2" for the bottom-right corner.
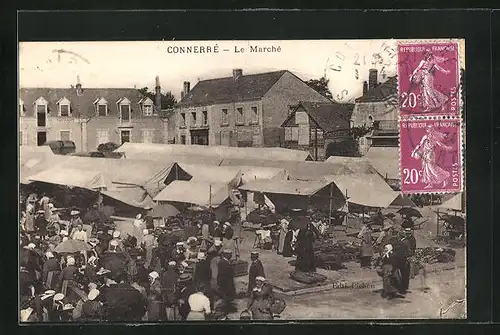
[
  {"x1": 19, "y1": 193, "x2": 283, "y2": 322},
  {"x1": 358, "y1": 211, "x2": 419, "y2": 300}
]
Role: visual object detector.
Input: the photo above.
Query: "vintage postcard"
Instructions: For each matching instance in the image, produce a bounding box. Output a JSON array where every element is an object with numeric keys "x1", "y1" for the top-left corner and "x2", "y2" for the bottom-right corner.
[{"x1": 19, "y1": 39, "x2": 466, "y2": 322}]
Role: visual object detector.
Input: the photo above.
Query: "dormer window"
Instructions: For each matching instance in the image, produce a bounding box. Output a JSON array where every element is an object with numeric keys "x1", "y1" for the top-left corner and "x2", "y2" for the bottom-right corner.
[
  {"x1": 56, "y1": 97, "x2": 71, "y2": 117},
  {"x1": 19, "y1": 99, "x2": 25, "y2": 116},
  {"x1": 117, "y1": 97, "x2": 131, "y2": 122},
  {"x1": 94, "y1": 97, "x2": 108, "y2": 116},
  {"x1": 139, "y1": 97, "x2": 154, "y2": 116}
]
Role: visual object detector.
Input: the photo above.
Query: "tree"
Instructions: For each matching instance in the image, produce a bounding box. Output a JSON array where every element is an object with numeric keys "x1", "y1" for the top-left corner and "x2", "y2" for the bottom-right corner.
[
  {"x1": 97, "y1": 142, "x2": 120, "y2": 153},
  {"x1": 138, "y1": 87, "x2": 177, "y2": 110},
  {"x1": 305, "y1": 77, "x2": 333, "y2": 100},
  {"x1": 325, "y1": 125, "x2": 373, "y2": 158}
]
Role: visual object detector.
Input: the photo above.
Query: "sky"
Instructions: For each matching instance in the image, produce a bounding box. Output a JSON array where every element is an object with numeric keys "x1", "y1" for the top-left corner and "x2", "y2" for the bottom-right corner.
[{"x1": 19, "y1": 40, "x2": 399, "y2": 103}]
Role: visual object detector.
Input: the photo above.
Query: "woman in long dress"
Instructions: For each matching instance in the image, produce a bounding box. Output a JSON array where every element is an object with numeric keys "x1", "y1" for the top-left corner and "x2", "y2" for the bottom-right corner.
[
  {"x1": 277, "y1": 219, "x2": 289, "y2": 255},
  {"x1": 410, "y1": 49, "x2": 451, "y2": 113},
  {"x1": 247, "y1": 276, "x2": 274, "y2": 320},
  {"x1": 411, "y1": 125, "x2": 454, "y2": 189}
]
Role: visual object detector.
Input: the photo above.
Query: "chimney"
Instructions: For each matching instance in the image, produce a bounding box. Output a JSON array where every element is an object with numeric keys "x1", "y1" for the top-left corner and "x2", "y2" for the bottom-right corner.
[
  {"x1": 181, "y1": 91, "x2": 185, "y2": 100},
  {"x1": 233, "y1": 69, "x2": 243, "y2": 81},
  {"x1": 183, "y1": 81, "x2": 191, "y2": 96},
  {"x1": 362, "y1": 81, "x2": 368, "y2": 95},
  {"x1": 76, "y1": 74, "x2": 83, "y2": 96},
  {"x1": 368, "y1": 69, "x2": 378, "y2": 91},
  {"x1": 155, "y1": 76, "x2": 162, "y2": 113}
]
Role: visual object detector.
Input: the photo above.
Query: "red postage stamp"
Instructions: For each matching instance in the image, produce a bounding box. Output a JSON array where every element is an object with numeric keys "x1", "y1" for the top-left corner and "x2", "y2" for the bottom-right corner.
[
  {"x1": 399, "y1": 117, "x2": 462, "y2": 193},
  {"x1": 398, "y1": 42, "x2": 460, "y2": 116}
]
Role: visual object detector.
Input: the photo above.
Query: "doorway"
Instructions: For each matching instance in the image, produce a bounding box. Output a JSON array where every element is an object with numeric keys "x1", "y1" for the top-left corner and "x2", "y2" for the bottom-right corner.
[
  {"x1": 37, "y1": 131, "x2": 47, "y2": 146},
  {"x1": 190, "y1": 129, "x2": 209, "y2": 145},
  {"x1": 120, "y1": 130, "x2": 131, "y2": 144}
]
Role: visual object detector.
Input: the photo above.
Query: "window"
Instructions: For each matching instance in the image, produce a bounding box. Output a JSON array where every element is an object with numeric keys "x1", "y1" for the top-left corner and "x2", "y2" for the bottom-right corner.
[
  {"x1": 37, "y1": 104, "x2": 47, "y2": 114},
  {"x1": 120, "y1": 130, "x2": 131, "y2": 144},
  {"x1": 202, "y1": 111, "x2": 208, "y2": 125},
  {"x1": 368, "y1": 115, "x2": 374, "y2": 123},
  {"x1": 143, "y1": 104, "x2": 153, "y2": 116},
  {"x1": 120, "y1": 104, "x2": 131, "y2": 122},
  {"x1": 60, "y1": 130, "x2": 71, "y2": 141},
  {"x1": 59, "y1": 104, "x2": 70, "y2": 117},
  {"x1": 180, "y1": 135, "x2": 186, "y2": 144},
  {"x1": 180, "y1": 113, "x2": 186, "y2": 127},
  {"x1": 221, "y1": 109, "x2": 228, "y2": 125},
  {"x1": 142, "y1": 130, "x2": 154, "y2": 143},
  {"x1": 191, "y1": 112, "x2": 197, "y2": 126},
  {"x1": 251, "y1": 106, "x2": 259, "y2": 124},
  {"x1": 236, "y1": 107, "x2": 244, "y2": 125},
  {"x1": 97, "y1": 104, "x2": 107, "y2": 116},
  {"x1": 96, "y1": 129, "x2": 109, "y2": 145}
]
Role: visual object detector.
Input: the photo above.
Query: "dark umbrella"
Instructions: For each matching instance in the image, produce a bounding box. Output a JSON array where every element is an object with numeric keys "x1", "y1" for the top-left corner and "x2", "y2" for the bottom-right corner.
[
  {"x1": 83, "y1": 206, "x2": 115, "y2": 223},
  {"x1": 289, "y1": 216, "x2": 310, "y2": 230},
  {"x1": 148, "y1": 204, "x2": 180, "y2": 218},
  {"x1": 397, "y1": 207, "x2": 423, "y2": 218},
  {"x1": 104, "y1": 283, "x2": 146, "y2": 321},
  {"x1": 443, "y1": 215, "x2": 465, "y2": 227}
]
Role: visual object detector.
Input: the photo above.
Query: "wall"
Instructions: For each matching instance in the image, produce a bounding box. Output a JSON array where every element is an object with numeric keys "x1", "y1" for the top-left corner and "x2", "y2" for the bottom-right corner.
[
  {"x1": 262, "y1": 71, "x2": 331, "y2": 147},
  {"x1": 175, "y1": 100, "x2": 263, "y2": 147},
  {"x1": 86, "y1": 116, "x2": 167, "y2": 151},
  {"x1": 352, "y1": 100, "x2": 398, "y2": 154},
  {"x1": 19, "y1": 116, "x2": 85, "y2": 152}
]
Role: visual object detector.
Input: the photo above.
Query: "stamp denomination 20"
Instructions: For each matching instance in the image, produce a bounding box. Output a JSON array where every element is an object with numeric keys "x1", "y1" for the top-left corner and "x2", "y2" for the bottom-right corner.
[
  {"x1": 399, "y1": 118, "x2": 462, "y2": 193},
  {"x1": 398, "y1": 42, "x2": 460, "y2": 116}
]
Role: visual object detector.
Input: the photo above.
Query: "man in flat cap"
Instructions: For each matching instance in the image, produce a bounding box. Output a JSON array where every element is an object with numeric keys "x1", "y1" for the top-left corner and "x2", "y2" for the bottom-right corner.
[{"x1": 247, "y1": 250, "x2": 265, "y2": 295}]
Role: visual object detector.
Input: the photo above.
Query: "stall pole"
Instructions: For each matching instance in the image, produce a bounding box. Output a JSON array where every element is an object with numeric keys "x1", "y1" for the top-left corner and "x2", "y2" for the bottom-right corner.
[
  {"x1": 314, "y1": 127, "x2": 318, "y2": 161},
  {"x1": 209, "y1": 184, "x2": 212, "y2": 208},
  {"x1": 344, "y1": 189, "x2": 349, "y2": 231},
  {"x1": 436, "y1": 207, "x2": 440, "y2": 237},
  {"x1": 328, "y1": 183, "x2": 333, "y2": 227}
]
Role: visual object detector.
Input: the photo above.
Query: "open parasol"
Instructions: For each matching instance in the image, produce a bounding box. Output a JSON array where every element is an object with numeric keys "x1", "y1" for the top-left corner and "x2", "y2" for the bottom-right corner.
[
  {"x1": 397, "y1": 207, "x2": 423, "y2": 218},
  {"x1": 54, "y1": 239, "x2": 92, "y2": 253}
]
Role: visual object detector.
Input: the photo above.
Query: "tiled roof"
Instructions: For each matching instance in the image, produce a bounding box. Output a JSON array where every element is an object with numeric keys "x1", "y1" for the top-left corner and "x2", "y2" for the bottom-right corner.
[
  {"x1": 355, "y1": 76, "x2": 397, "y2": 103},
  {"x1": 283, "y1": 101, "x2": 354, "y2": 133},
  {"x1": 179, "y1": 70, "x2": 287, "y2": 107},
  {"x1": 19, "y1": 87, "x2": 147, "y2": 118}
]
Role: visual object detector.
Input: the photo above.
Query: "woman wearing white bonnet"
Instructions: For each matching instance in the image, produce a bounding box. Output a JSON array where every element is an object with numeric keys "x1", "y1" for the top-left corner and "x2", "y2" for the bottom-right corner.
[
  {"x1": 147, "y1": 271, "x2": 162, "y2": 321},
  {"x1": 376, "y1": 244, "x2": 399, "y2": 300}
]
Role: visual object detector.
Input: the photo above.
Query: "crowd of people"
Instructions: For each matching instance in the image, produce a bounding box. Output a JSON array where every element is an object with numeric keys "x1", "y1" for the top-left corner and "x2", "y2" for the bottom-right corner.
[{"x1": 19, "y1": 191, "x2": 284, "y2": 322}]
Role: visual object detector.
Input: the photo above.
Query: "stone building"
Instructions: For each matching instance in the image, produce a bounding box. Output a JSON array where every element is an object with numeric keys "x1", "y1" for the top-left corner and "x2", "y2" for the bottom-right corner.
[
  {"x1": 352, "y1": 69, "x2": 399, "y2": 154},
  {"x1": 175, "y1": 69, "x2": 331, "y2": 147},
  {"x1": 19, "y1": 76, "x2": 170, "y2": 152},
  {"x1": 281, "y1": 101, "x2": 353, "y2": 161}
]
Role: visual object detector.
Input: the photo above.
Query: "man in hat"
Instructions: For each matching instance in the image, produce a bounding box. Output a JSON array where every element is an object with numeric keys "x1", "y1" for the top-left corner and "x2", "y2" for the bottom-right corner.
[
  {"x1": 397, "y1": 228, "x2": 416, "y2": 294},
  {"x1": 221, "y1": 222, "x2": 235, "y2": 257},
  {"x1": 185, "y1": 237, "x2": 198, "y2": 260},
  {"x1": 162, "y1": 260, "x2": 179, "y2": 320},
  {"x1": 200, "y1": 220, "x2": 210, "y2": 250},
  {"x1": 69, "y1": 210, "x2": 83, "y2": 237},
  {"x1": 42, "y1": 251, "x2": 60, "y2": 290},
  {"x1": 58, "y1": 256, "x2": 79, "y2": 296},
  {"x1": 97, "y1": 230, "x2": 113, "y2": 254},
  {"x1": 357, "y1": 223, "x2": 374, "y2": 269},
  {"x1": 208, "y1": 239, "x2": 223, "y2": 293},
  {"x1": 72, "y1": 223, "x2": 88, "y2": 243},
  {"x1": 177, "y1": 273, "x2": 196, "y2": 320},
  {"x1": 34, "y1": 210, "x2": 48, "y2": 241},
  {"x1": 101, "y1": 239, "x2": 127, "y2": 280},
  {"x1": 216, "y1": 249, "x2": 236, "y2": 313},
  {"x1": 134, "y1": 214, "x2": 144, "y2": 228},
  {"x1": 193, "y1": 252, "x2": 211, "y2": 288},
  {"x1": 248, "y1": 250, "x2": 265, "y2": 295},
  {"x1": 141, "y1": 229, "x2": 158, "y2": 270}
]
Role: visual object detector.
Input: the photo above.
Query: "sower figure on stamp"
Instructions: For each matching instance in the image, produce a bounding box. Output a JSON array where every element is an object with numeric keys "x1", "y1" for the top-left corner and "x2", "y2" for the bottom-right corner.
[
  {"x1": 409, "y1": 49, "x2": 451, "y2": 113},
  {"x1": 411, "y1": 125, "x2": 454, "y2": 189}
]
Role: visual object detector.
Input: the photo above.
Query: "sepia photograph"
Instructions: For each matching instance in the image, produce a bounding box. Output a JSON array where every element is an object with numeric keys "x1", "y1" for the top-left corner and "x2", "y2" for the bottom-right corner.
[{"x1": 18, "y1": 39, "x2": 466, "y2": 322}]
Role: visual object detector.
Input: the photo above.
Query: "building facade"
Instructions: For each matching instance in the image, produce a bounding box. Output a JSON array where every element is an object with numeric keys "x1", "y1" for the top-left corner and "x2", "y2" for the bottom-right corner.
[
  {"x1": 281, "y1": 101, "x2": 353, "y2": 161},
  {"x1": 352, "y1": 69, "x2": 399, "y2": 154},
  {"x1": 19, "y1": 76, "x2": 170, "y2": 152},
  {"x1": 175, "y1": 69, "x2": 331, "y2": 148}
]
